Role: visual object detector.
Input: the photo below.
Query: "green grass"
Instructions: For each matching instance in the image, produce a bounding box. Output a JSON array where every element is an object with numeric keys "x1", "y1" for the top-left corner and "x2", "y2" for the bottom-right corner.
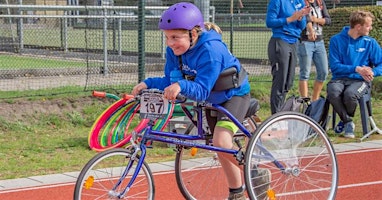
[
  {"x1": 1, "y1": 28, "x2": 271, "y2": 60},
  {"x1": 0, "y1": 111, "x2": 93, "y2": 179},
  {"x1": 0, "y1": 54, "x2": 87, "y2": 69},
  {"x1": 0, "y1": 85, "x2": 89, "y2": 100}
]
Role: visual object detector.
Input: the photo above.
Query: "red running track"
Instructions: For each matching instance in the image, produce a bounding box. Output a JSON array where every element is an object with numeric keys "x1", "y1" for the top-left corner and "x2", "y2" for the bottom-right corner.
[{"x1": 0, "y1": 148, "x2": 381, "y2": 200}]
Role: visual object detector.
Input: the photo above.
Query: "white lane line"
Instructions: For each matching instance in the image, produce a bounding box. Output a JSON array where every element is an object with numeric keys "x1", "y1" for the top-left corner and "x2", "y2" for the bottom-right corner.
[
  {"x1": 1, "y1": 175, "x2": 381, "y2": 195},
  {"x1": 336, "y1": 147, "x2": 382, "y2": 155},
  {"x1": 338, "y1": 180, "x2": 382, "y2": 189}
]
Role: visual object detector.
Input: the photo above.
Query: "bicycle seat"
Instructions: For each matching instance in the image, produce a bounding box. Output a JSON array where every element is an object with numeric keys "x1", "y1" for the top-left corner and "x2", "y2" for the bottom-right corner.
[{"x1": 245, "y1": 98, "x2": 260, "y2": 118}]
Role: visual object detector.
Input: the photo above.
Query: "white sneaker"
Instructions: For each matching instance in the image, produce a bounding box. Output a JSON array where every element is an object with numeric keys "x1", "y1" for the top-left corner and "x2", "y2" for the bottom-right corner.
[
  {"x1": 344, "y1": 133, "x2": 355, "y2": 138},
  {"x1": 344, "y1": 122, "x2": 355, "y2": 138}
]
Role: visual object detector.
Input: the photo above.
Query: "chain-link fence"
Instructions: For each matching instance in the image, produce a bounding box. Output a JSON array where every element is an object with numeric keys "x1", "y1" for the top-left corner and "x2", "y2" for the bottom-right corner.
[{"x1": 0, "y1": 0, "x2": 379, "y2": 98}]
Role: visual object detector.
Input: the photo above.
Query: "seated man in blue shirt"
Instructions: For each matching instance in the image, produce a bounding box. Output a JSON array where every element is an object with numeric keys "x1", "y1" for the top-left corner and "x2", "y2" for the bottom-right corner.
[{"x1": 327, "y1": 10, "x2": 382, "y2": 138}]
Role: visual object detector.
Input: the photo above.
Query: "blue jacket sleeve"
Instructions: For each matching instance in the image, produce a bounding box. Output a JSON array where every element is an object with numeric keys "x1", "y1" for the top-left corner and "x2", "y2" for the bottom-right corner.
[
  {"x1": 266, "y1": 0, "x2": 307, "y2": 36},
  {"x1": 266, "y1": 0, "x2": 287, "y2": 28},
  {"x1": 296, "y1": 16, "x2": 307, "y2": 30}
]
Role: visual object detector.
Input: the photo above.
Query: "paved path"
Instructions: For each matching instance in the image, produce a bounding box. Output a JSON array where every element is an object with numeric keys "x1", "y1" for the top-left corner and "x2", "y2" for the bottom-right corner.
[{"x1": 1, "y1": 140, "x2": 381, "y2": 199}]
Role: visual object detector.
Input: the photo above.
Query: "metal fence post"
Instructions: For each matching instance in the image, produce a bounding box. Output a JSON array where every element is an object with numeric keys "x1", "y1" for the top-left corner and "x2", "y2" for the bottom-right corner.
[
  {"x1": 112, "y1": 13, "x2": 116, "y2": 52},
  {"x1": 118, "y1": 17, "x2": 122, "y2": 56},
  {"x1": 229, "y1": 0, "x2": 234, "y2": 53},
  {"x1": 102, "y1": 6, "x2": 108, "y2": 75},
  {"x1": 61, "y1": 11, "x2": 68, "y2": 52},
  {"x1": 194, "y1": 0, "x2": 210, "y2": 22},
  {"x1": 161, "y1": 31, "x2": 165, "y2": 59},
  {"x1": 137, "y1": 0, "x2": 145, "y2": 83},
  {"x1": 17, "y1": 0, "x2": 23, "y2": 52}
]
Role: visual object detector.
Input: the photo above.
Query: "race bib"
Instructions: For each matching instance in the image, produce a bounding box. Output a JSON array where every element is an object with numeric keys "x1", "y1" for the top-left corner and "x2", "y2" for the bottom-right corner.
[{"x1": 139, "y1": 92, "x2": 169, "y2": 120}]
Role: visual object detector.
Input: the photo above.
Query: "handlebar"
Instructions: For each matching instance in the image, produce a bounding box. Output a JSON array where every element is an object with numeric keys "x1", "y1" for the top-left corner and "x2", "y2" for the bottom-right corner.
[
  {"x1": 92, "y1": 89, "x2": 186, "y2": 103},
  {"x1": 92, "y1": 91, "x2": 107, "y2": 98},
  {"x1": 140, "y1": 89, "x2": 187, "y2": 103},
  {"x1": 92, "y1": 91, "x2": 134, "y2": 101}
]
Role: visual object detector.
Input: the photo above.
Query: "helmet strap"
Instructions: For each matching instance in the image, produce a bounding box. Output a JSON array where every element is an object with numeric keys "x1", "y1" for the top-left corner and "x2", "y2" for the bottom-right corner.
[{"x1": 188, "y1": 30, "x2": 193, "y2": 48}]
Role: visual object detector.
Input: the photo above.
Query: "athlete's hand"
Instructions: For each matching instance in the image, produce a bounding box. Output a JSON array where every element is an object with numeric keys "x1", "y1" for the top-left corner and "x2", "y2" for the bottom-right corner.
[
  {"x1": 164, "y1": 83, "x2": 181, "y2": 100},
  {"x1": 131, "y1": 82, "x2": 148, "y2": 96}
]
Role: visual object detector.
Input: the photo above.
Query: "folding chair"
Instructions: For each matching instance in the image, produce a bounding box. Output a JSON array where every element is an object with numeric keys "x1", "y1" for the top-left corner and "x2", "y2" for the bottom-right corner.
[
  {"x1": 358, "y1": 93, "x2": 382, "y2": 141},
  {"x1": 331, "y1": 92, "x2": 382, "y2": 141}
]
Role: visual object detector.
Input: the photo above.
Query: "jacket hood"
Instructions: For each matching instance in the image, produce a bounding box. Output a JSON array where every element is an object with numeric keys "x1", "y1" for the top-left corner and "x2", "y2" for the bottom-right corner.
[{"x1": 187, "y1": 29, "x2": 222, "y2": 54}]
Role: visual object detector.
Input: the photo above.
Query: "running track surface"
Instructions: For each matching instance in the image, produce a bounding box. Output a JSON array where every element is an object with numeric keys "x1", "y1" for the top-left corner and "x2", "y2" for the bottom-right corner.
[{"x1": 0, "y1": 148, "x2": 381, "y2": 200}]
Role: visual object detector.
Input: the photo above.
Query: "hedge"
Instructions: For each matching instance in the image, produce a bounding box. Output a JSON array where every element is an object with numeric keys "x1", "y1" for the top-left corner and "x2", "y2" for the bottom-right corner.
[{"x1": 323, "y1": 6, "x2": 382, "y2": 49}]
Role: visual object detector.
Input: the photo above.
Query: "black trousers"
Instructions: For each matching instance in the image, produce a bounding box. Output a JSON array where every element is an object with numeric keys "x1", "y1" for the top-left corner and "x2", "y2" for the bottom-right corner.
[
  {"x1": 327, "y1": 79, "x2": 370, "y2": 123},
  {"x1": 268, "y1": 38, "x2": 298, "y2": 114}
]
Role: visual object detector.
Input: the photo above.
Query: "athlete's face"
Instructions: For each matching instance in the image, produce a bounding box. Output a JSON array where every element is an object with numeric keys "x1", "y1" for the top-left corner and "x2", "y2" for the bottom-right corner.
[{"x1": 164, "y1": 29, "x2": 190, "y2": 56}]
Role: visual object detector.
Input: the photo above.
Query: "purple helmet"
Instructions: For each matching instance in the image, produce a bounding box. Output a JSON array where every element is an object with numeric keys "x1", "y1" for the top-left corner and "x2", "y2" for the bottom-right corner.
[{"x1": 159, "y1": 2, "x2": 204, "y2": 30}]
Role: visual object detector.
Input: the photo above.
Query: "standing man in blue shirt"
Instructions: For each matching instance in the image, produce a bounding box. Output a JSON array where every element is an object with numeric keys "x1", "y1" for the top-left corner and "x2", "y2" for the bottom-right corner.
[
  {"x1": 266, "y1": 0, "x2": 310, "y2": 114},
  {"x1": 328, "y1": 10, "x2": 382, "y2": 138}
]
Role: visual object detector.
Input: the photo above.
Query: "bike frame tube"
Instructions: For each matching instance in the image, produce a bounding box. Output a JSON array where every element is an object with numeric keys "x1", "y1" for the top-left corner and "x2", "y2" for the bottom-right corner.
[
  {"x1": 137, "y1": 102, "x2": 253, "y2": 154},
  {"x1": 181, "y1": 101, "x2": 253, "y2": 137},
  {"x1": 118, "y1": 144, "x2": 148, "y2": 198},
  {"x1": 113, "y1": 157, "x2": 135, "y2": 198},
  {"x1": 254, "y1": 141, "x2": 285, "y2": 171}
]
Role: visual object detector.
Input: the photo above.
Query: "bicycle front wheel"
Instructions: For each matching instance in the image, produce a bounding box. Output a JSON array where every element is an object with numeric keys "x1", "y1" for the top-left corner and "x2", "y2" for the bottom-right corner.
[
  {"x1": 244, "y1": 111, "x2": 338, "y2": 200},
  {"x1": 74, "y1": 148, "x2": 155, "y2": 200}
]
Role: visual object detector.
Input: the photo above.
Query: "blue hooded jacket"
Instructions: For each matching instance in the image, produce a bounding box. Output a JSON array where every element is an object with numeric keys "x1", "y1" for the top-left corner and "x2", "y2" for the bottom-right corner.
[
  {"x1": 266, "y1": 0, "x2": 307, "y2": 44},
  {"x1": 143, "y1": 29, "x2": 250, "y2": 104},
  {"x1": 329, "y1": 26, "x2": 382, "y2": 80}
]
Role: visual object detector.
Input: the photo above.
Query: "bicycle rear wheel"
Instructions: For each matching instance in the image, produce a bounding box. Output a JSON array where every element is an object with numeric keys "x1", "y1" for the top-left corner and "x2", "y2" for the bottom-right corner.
[
  {"x1": 174, "y1": 131, "x2": 248, "y2": 200},
  {"x1": 74, "y1": 148, "x2": 154, "y2": 200},
  {"x1": 175, "y1": 147, "x2": 228, "y2": 199},
  {"x1": 244, "y1": 111, "x2": 338, "y2": 200}
]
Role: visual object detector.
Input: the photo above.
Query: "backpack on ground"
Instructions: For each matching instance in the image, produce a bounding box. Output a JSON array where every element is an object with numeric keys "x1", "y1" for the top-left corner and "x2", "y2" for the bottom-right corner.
[
  {"x1": 304, "y1": 96, "x2": 330, "y2": 128},
  {"x1": 281, "y1": 95, "x2": 329, "y2": 129},
  {"x1": 281, "y1": 95, "x2": 310, "y2": 113}
]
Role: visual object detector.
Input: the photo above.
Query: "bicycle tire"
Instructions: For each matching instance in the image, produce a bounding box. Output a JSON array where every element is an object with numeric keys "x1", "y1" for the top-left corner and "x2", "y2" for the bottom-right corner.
[
  {"x1": 174, "y1": 131, "x2": 248, "y2": 200},
  {"x1": 244, "y1": 111, "x2": 338, "y2": 200},
  {"x1": 175, "y1": 147, "x2": 228, "y2": 199},
  {"x1": 74, "y1": 148, "x2": 155, "y2": 200}
]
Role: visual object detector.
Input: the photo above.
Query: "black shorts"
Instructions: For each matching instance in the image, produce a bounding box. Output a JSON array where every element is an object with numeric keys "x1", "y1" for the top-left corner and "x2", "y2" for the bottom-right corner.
[{"x1": 206, "y1": 94, "x2": 251, "y2": 133}]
